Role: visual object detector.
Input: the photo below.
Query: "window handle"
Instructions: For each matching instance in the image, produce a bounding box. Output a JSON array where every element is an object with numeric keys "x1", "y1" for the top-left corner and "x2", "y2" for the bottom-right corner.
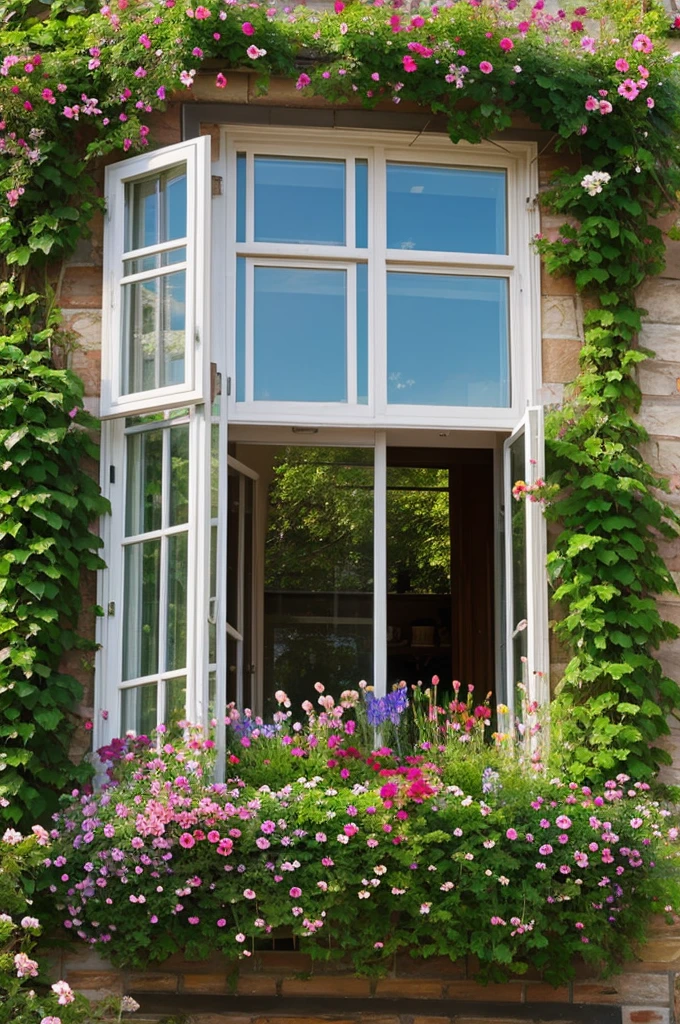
[{"x1": 208, "y1": 596, "x2": 217, "y2": 625}]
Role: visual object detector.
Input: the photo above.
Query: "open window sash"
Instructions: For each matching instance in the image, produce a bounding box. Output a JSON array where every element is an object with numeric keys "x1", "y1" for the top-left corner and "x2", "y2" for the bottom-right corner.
[
  {"x1": 503, "y1": 406, "x2": 549, "y2": 725},
  {"x1": 101, "y1": 136, "x2": 211, "y2": 418},
  {"x1": 95, "y1": 403, "x2": 210, "y2": 748}
]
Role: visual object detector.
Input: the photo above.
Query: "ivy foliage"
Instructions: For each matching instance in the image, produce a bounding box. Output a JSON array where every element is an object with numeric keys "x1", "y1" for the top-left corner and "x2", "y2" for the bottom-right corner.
[{"x1": 1, "y1": 0, "x2": 680, "y2": 820}]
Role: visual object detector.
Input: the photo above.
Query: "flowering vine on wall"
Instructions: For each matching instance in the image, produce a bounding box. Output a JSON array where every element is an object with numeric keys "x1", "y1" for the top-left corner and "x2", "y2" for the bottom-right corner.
[{"x1": 2, "y1": 0, "x2": 680, "y2": 826}]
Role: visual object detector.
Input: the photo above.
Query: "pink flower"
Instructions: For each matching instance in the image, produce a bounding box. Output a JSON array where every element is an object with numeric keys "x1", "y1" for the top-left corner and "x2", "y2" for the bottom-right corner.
[
  {"x1": 247, "y1": 45, "x2": 266, "y2": 59},
  {"x1": 647, "y1": 96, "x2": 655, "y2": 108},
  {"x1": 157, "y1": 86, "x2": 166, "y2": 100},
  {"x1": 340, "y1": 21, "x2": 348, "y2": 33},
  {"x1": 506, "y1": 828, "x2": 518, "y2": 840},
  {"x1": 296, "y1": 73, "x2": 311, "y2": 89},
  {"x1": 555, "y1": 815, "x2": 572, "y2": 829},
  {"x1": 638, "y1": 65, "x2": 649, "y2": 79},
  {"x1": 599, "y1": 100, "x2": 613, "y2": 114},
  {"x1": 584, "y1": 95, "x2": 598, "y2": 111},
  {"x1": 615, "y1": 58, "x2": 629, "y2": 72},
  {"x1": 402, "y1": 55, "x2": 418, "y2": 72},
  {"x1": 242, "y1": 21, "x2": 254, "y2": 34},
  {"x1": 51, "y1": 981, "x2": 74, "y2": 1006},
  {"x1": 632, "y1": 33, "x2": 653, "y2": 54},
  {"x1": 499, "y1": 38, "x2": 514, "y2": 51},
  {"x1": 289, "y1": 886, "x2": 302, "y2": 898},
  {"x1": 618, "y1": 78, "x2": 639, "y2": 101},
  {"x1": 215, "y1": 73, "x2": 227, "y2": 88},
  {"x1": 139, "y1": 33, "x2": 151, "y2": 48},
  {"x1": 194, "y1": 4, "x2": 210, "y2": 17},
  {"x1": 334, "y1": 0, "x2": 344, "y2": 10},
  {"x1": 479, "y1": 61, "x2": 493, "y2": 74},
  {"x1": 217, "y1": 918, "x2": 226, "y2": 927},
  {"x1": 179, "y1": 832, "x2": 195, "y2": 848},
  {"x1": 580, "y1": 36, "x2": 596, "y2": 54}
]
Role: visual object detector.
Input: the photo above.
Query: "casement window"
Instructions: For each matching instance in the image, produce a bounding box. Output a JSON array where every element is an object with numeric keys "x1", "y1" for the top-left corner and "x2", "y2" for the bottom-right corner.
[{"x1": 96, "y1": 126, "x2": 547, "y2": 754}]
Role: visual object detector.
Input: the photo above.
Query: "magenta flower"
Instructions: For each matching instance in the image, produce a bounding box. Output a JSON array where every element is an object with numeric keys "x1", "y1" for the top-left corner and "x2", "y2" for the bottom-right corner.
[
  {"x1": 289, "y1": 886, "x2": 302, "y2": 898},
  {"x1": 632, "y1": 33, "x2": 653, "y2": 54},
  {"x1": 242, "y1": 21, "x2": 254, "y2": 34},
  {"x1": 296, "y1": 73, "x2": 311, "y2": 90},
  {"x1": 216, "y1": 73, "x2": 227, "y2": 88},
  {"x1": 194, "y1": 4, "x2": 210, "y2": 17},
  {"x1": 584, "y1": 95, "x2": 598, "y2": 111},
  {"x1": 247, "y1": 45, "x2": 267, "y2": 59},
  {"x1": 647, "y1": 96, "x2": 655, "y2": 108},
  {"x1": 479, "y1": 61, "x2": 493, "y2": 74},
  {"x1": 499, "y1": 37, "x2": 514, "y2": 50},
  {"x1": 620, "y1": 81, "x2": 640, "y2": 105},
  {"x1": 506, "y1": 828, "x2": 518, "y2": 840},
  {"x1": 402, "y1": 55, "x2": 418, "y2": 72},
  {"x1": 179, "y1": 832, "x2": 195, "y2": 848}
]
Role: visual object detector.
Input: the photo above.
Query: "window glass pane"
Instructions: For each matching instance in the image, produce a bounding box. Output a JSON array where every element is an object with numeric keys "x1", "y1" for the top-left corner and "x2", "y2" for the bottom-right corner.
[
  {"x1": 254, "y1": 267, "x2": 347, "y2": 402},
  {"x1": 254, "y1": 157, "x2": 345, "y2": 245},
  {"x1": 236, "y1": 257, "x2": 246, "y2": 402},
  {"x1": 122, "y1": 271, "x2": 186, "y2": 395},
  {"x1": 259, "y1": 445, "x2": 373, "y2": 710},
  {"x1": 211, "y1": 424, "x2": 220, "y2": 519},
  {"x1": 121, "y1": 683, "x2": 157, "y2": 736},
  {"x1": 387, "y1": 273, "x2": 509, "y2": 407},
  {"x1": 387, "y1": 164, "x2": 506, "y2": 254},
  {"x1": 209, "y1": 523, "x2": 217, "y2": 665},
  {"x1": 165, "y1": 676, "x2": 187, "y2": 737},
  {"x1": 166, "y1": 532, "x2": 188, "y2": 672},
  {"x1": 357, "y1": 263, "x2": 368, "y2": 405},
  {"x1": 124, "y1": 247, "x2": 185, "y2": 276},
  {"x1": 355, "y1": 159, "x2": 368, "y2": 248},
  {"x1": 125, "y1": 429, "x2": 163, "y2": 536},
  {"x1": 125, "y1": 165, "x2": 187, "y2": 252},
  {"x1": 169, "y1": 424, "x2": 190, "y2": 526},
  {"x1": 236, "y1": 152, "x2": 246, "y2": 243},
  {"x1": 123, "y1": 540, "x2": 160, "y2": 680},
  {"x1": 509, "y1": 431, "x2": 527, "y2": 715}
]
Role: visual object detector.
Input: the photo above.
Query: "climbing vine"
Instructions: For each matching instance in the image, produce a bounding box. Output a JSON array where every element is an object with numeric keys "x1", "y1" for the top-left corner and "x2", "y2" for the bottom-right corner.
[{"x1": 2, "y1": 0, "x2": 680, "y2": 823}]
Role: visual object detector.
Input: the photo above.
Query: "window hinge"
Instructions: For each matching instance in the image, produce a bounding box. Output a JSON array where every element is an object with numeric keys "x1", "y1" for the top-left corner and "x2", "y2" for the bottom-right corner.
[
  {"x1": 210, "y1": 363, "x2": 222, "y2": 404},
  {"x1": 109, "y1": 465, "x2": 116, "y2": 484},
  {"x1": 226, "y1": 376, "x2": 232, "y2": 396},
  {"x1": 107, "y1": 601, "x2": 116, "y2": 617},
  {"x1": 195, "y1": 328, "x2": 200, "y2": 345},
  {"x1": 212, "y1": 175, "x2": 223, "y2": 197}
]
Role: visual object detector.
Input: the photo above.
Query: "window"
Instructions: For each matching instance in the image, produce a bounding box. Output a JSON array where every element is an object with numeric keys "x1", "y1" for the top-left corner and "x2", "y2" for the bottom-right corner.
[
  {"x1": 97, "y1": 127, "x2": 545, "y2": 752},
  {"x1": 101, "y1": 136, "x2": 211, "y2": 417},
  {"x1": 224, "y1": 130, "x2": 537, "y2": 428}
]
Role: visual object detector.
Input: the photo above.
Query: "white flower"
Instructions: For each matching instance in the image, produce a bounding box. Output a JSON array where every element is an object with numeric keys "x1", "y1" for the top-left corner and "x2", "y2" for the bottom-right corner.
[
  {"x1": 419, "y1": 902, "x2": 431, "y2": 914},
  {"x1": 21, "y1": 916, "x2": 40, "y2": 929},
  {"x1": 358, "y1": 890, "x2": 371, "y2": 899},
  {"x1": 120, "y1": 996, "x2": 140, "y2": 1012},
  {"x1": 580, "y1": 170, "x2": 611, "y2": 196},
  {"x1": 373, "y1": 864, "x2": 387, "y2": 875},
  {"x1": 2, "y1": 828, "x2": 23, "y2": 845}
]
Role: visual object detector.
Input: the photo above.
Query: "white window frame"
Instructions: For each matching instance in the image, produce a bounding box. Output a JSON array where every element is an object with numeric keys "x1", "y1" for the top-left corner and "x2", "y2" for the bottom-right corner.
[
  {"x1": 503, "y1": 405, "x2": 550, "y2": 721},
  {"x1": 101, "y1": 136, "x2": 211, "y2": 418},
  {"x1": 217, "y1": 127, "x2": 540, "y2": 432}
]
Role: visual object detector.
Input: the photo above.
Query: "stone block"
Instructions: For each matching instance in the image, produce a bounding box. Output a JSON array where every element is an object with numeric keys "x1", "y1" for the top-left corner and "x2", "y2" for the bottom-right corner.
[
  {"x1": 574, "y1": 973, "x2": 668, "y2": 1006},
  {"x1": 375, "y1": 978, "x2": 444, "y2": 999},
  {"x1": 637, "y1": 400, "x2": 680, "y2": 440},
  {"x1": 638, "y1": 279, "x2": 680, "y2": 325},
  {"x1": 181, "y1": 972, "x2": 230, "y2": 994},
  {"x1": 542, "y1": 296, "x2": 580, "y2": 340},
  {"x1": 638, "y1": 324, "x2": 680, "y2": 361},
  {"x1": 412, "y1": 1017, "x2": 451, "y2": 1024},
  {"x1": 147, "y1": 102, "x2": 182, "y2": 146},
  {"x1": 661, "y1": 240, "x2": 680, "y2": 282},
  {"x1": 281, "y1": 975, "x2": 371, "y2": 997},
  {"x1": 63, "y1": 310, "x2": 102, "y2": 353},
  {"x1": 537, "y1": 382, "x2": 565, "y2": 406},
  {"x1": 524, "y1": 982, "x2": 571, "y2": 1002},
  {"x1": 66, "y1": 970, "x2": 122, "y2": 997},
  {"x1": 127, "y1": 971, "x2": 179, "y2": 992},
  {"x1": 395, "y1": 954, "x2": 466, "y2": 979},
  {"x1": 542, "y1": 336, "x2": 582, "y2": 383},
  {"x1": 236, "y1": 974, "x2": 278, "y2": 996},
  {"x1": 61, "y1": 266, "x2": 103, "y2": 309},
  {"x1": 443, "y1": 980, "x2": 523, "y2": 1002},
  {"x1": 200, "y1": 123, "x2": 221, "y2": 162},
  {"x1": 638, "y1": 362, "x2": 680, "y2": 398},
  {"x1": 193, "y1": 72, "x2": 250, "y2": 103},
  {"x1": 541, "y1": 265, "x2": 576, "y2": 296},
  {"x1": 622, "y1": 1010, "x2": 670, "y2": 1024},
  {"x1": 69, "y1": 349, "x2": 101, "y2": 397}
]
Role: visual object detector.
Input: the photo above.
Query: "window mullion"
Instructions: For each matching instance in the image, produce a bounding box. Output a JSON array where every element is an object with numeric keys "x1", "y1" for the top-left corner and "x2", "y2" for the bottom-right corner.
[
  {"x1": 373, "y1": 147, "x2": 387, "y2": 417},
  {"x1": 373, "y1": 430, "x2": 387, "y2": 699}
]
